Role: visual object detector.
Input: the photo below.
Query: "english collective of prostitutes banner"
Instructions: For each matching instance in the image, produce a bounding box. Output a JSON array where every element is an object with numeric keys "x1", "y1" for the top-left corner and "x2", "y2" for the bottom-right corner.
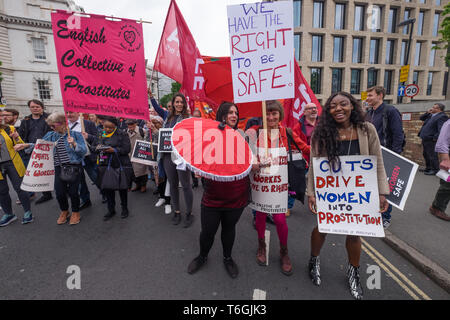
[{"x1": 51, "y1": 11, "x2": 149, "y2": 120}]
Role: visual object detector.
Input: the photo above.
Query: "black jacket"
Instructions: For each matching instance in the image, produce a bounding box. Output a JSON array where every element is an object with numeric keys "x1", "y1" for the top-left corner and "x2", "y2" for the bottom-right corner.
[
  {"x1": 18, "y1": 112, "x2": 51, "y2": 144},
  {"x1": 418, "y1": 112, "x2": 448, "y2": 141},
  {"x1": 94, "y1": 129, "x2": 132, "y2": 169}
]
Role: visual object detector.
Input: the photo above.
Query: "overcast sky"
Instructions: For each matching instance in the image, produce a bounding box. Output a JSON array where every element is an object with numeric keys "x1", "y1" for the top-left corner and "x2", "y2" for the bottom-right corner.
[{"x1": 74, "y1": 0, "x2": 260, "y2": 64}]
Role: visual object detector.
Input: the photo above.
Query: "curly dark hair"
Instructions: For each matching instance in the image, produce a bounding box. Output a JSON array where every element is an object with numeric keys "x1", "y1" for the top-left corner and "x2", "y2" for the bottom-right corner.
[
  {"x1": 216, "y1": 102, "x2": 239, "y2": 129},
  {"x1": 311, "y1": 91, "x2": 367, "y2": 167}
]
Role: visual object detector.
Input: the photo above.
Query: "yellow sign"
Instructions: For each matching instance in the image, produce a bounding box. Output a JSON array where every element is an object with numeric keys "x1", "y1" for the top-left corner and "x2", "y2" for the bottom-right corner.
[
  {"x1": 361, "y1": 91, "x2": 367, "y2": 101},
  {"x1": 400, "y1": 65, "x2": 410, "y2": 82}
]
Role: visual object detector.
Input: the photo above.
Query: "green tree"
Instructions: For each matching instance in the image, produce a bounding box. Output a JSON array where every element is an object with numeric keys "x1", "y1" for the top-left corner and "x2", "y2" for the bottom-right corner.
[
  {"x1": 435, "y1": 2, "x2": 450, "y2": 66},
  {"x1": 0, "y1": 60, "x2": 3, "y2": 82},
  {"x1": 159, "y1": 82, "x2": 181, "y2": 108}
]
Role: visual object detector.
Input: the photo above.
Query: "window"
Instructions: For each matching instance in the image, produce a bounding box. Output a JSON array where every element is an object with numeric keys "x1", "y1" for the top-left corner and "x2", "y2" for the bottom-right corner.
[
  {"x1": 294, "y1": 34, "x2": 301, "y2": 61},
  {"x1": 370, "y1": 5, "x2": 382, "y2": 32},
  {"x1": 385, "y1": 40, "x2": 395, "y2": 64},
  {"x1": 369, "y1": 39, "x2": 380, "y2": 64},
  {"x1": 335, "y1": 3, "x2": 346, "y2": 30},
  {"x1": 388, "y1": 8, "x2": 398, "y2": 33},
  {"x1": 414, "y1": 42, "x2": 422, "y2": 66},
  {"x1": 367, "y1": 69, "x2": 378, "y2": 88},
  {"x1": 436, "y1": 0, "x2": 441, "y2": 6},
  {"x1": 419, "y1": 0, "x2": 426, "y2": 3},
  {"x1": 37, "y1": 80, "x2": 51, "y2": 100},
  {"x1": 417, "y1": 11, "x2": 424, "y2": 36},
  {"x1": 294, "y1": 0, "x2": 302, "y2": 27},
  {"x1": 429, "y1": 46, "x2": 436, "y2": 66},
  {"x1": 32, "y1": 38, "x2": 46, "y2": 60},
  {"x1": 352, "y1": 38, "x2": 363, "y2": 63},
  {"x1": 403, "y1": 9, "x2": 411, "y2": 35},
  {"x1": 433, "y1": 13, "x2": 440, "y2": 37},
  {"x1": 443, "y1": 72, "x2": 447, "y2": 96},
  {"x1": 310, "y1": 68, "x2": 322, "y2": 94},
  {"x1": 331, "y1": 69, "x2": 343, "y2": 93},
  {"x1": 313, "y1": 1, "x2": 324, "y2": 28},
  {"x1": 384, "y1": 70, "x2": 393, "y2": 95},
  {"x1": 312, "y1": 35, "x2": 323, "y2": 62},
  {"x1": 333, "y1": 37, "x2": 344, "y2": 63},
  {"x1": 354, "y1": 5, "x2": 364, "y2": 31},
  {"x1": 413, "y1": 71, "x2": 420, "y2": 85},
  {"x1": 427, "y1": 72, "x2": 433, "y2": 95},
  {"x1": 350, "y1": 69, "x2": 361, "y2": 94}
]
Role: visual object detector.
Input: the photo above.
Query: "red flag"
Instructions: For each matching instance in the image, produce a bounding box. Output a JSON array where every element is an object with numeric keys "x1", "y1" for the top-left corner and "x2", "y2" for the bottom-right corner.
[
  {"x1": 153, "y1": 0, "x2": 183, "y2": 83},
  {"x1": 282, "y1": 61, "x2": 322, "y2": 129}
]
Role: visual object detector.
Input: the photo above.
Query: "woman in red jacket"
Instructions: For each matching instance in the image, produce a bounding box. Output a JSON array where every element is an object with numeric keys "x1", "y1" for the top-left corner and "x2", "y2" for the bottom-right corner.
[
  {"x1": 247, "y1": 100, "x2": 310, "y2": 275},
  {"x1": 187, "y1": 102, "x2": 250, "y2": 279}
]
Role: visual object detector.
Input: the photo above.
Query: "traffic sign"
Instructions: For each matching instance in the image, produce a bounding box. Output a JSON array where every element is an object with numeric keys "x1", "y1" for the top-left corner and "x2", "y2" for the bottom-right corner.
[
  {"x1": 398, "y1": 86, "x2": 405, "y2": 97},
  {"x1": 405, "y1": 84, "x2": 419, "y2": 97},
  {"x1": 400, "y1": 65, "x2": 410, "y2": 82}
]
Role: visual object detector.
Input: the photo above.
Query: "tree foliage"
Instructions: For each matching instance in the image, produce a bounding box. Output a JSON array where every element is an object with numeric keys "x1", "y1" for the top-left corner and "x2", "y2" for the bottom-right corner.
[
  {"x1": 435, "y1": 2, "x2": 450, "y2": 66},
  {"x1": 159, "y1": 82, "x2": 181, "y2": 108}
]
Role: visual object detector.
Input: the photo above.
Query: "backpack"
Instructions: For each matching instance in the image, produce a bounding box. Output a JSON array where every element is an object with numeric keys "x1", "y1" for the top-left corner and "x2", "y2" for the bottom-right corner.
[{"x1": 381, "y1": 105, "x2": 406, "y2": 153}]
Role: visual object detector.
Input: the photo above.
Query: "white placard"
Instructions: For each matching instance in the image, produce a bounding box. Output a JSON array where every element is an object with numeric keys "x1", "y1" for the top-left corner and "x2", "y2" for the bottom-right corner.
[
  {"x1": 227, "y1": 1, "x2": 294, "y2": 103},
  {"x1": 20, "y1": 139, "x2": 55, "y2": 192},
  {"x1": 249, "y1": 147, "x2": 288, "y2": 214},
  {"x1": 312, "y1": 156, "x2": 385, "y2": 238}
]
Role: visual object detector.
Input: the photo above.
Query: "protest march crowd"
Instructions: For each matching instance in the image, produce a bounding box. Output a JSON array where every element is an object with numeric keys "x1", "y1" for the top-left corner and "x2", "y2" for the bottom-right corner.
[{"x1": 1, "y1": 0, "x2": 450, "y2": 302}]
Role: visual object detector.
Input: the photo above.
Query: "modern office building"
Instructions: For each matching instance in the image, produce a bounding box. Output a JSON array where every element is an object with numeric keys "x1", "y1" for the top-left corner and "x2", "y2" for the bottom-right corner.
[{"x1": 290, "y1": 0, "x2": 448, "y2": 104}]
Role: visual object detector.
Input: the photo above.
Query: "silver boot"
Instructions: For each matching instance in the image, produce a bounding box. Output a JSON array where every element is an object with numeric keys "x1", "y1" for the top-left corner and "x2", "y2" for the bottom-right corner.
[
  {"x1": 347, "y1": 264, "x2": 363, "y2": 300},
  {"x1": 308, "y1": 256, "x2": 321, "y2": 286}
]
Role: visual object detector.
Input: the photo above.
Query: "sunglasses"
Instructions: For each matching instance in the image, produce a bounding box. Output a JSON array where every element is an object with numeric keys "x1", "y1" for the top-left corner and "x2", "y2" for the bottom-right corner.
[{"x1": 49, "y1": 122, "x2": 63, "y2": 129}]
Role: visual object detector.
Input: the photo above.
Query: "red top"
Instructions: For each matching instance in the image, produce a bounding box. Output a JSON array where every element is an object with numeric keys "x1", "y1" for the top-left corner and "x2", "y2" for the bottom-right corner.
[{"x1": 201, "y1": 176, "x2": 250, "y2": 208}]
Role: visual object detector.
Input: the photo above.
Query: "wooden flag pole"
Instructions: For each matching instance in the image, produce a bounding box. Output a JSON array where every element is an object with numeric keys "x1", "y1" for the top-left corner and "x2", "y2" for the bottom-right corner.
[{"x1": 80, "y1": 113, "x2": 85, "y2": 133}]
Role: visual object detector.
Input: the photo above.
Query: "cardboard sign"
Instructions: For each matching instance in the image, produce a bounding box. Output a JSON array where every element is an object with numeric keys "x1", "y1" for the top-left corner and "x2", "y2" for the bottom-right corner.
[
  {"x1": 249, "y1": 147, "x2": 288, "y2": 214},
  {"x1": 313, "y1": 156, "x2": 384, "y2": 238},
  {"x1": 227, "y1": 1, "x2": 294, "y2": 103},
  {"x1": 131, "y1": 140, "x2": 158, "y2": 166},
  {"x1": 158, "y1": 128, "x2": 173, "y2": 153},
  {"x1": 20, "y1": 139, "x2": 55, "y2": 192},
  {"x1": 381, "y1": 146, "x2": 418, "y2": 210},
  {"x1": 51, "y1": 11, "x2": 149, "y2": 120}
]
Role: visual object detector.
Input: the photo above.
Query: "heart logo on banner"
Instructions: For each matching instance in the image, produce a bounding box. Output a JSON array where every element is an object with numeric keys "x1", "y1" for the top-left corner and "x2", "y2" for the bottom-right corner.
[{"x1": 124, "y1": 31, "x2": 136, "y2": 47}]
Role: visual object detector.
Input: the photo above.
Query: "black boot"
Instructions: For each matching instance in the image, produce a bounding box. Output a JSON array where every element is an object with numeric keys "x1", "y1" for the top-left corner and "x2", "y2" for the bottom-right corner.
[
  {"x1": 103, "y1": 211, "x2": 115, "y2": 221},
  {"x1": 187, "y1": 255, "x2": 207, "y2": 274},
  {"x1": 223, "y1": 257, "x2": 239, "y2": 279},
  {"x1": 308, "y1": 256, "x2": 321, "y2": 286},
  {"x1": 347, "y1": 263, "x2": 363, "y2": 300},
  {"x1": 121, "y1": 207, "x2": 129, "y2": 219},
  {"x1": 183, "y1": 213, "x2": 194, "y2": 228},
  {"x1": 172, "y1": 212, "x2": 181, "y2": 225}
]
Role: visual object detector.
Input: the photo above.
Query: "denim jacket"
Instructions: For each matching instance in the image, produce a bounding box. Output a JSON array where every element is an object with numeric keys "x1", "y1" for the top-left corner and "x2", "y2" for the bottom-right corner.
[{"x1": 26, "y1": 130, "x2": 87, "y2": 164}]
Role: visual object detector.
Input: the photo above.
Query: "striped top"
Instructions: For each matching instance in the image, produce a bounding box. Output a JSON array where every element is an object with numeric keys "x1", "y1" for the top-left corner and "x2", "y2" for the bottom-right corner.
[{"x1": 54, "y1": 137, "x2": 70, "y2": 166}]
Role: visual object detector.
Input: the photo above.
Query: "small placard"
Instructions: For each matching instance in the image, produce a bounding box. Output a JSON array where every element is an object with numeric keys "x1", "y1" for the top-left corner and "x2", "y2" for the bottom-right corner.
[
  {"x1": 158, "y1": 128, "x2": 173, "y2": 153},
  {"x1": 131, "y1": 140, "x2": 158, "y2": 166},
  {"x1": 402, "y1": 113, "x2": 412, "y2": 121}
]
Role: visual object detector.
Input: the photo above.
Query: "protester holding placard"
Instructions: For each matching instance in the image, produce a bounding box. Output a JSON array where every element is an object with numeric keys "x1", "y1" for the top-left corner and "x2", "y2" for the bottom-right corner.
[
  {"x1": 15, "y1": 112, "x2": 87, "y2": 225},
  {"x1": 307, "y1": 92, "x2": 389, "y2": 300},
  {"x1": 126, "y1": 119, "x2": 149, "y2": 193},
  {"x1": 0, "y1": 124, "x2": 33, "y2": 226},
  {"x1": 247, "y1": 100, "x2": 310, "y2": 276},
  {"x1": 160, "y1": 93, "x2": 193, "y2": 228},
  {"x1": 187, "y1": 102, "x2": 249, "y2": 279},
  {"x1": 94, "y1": 116, "x2": 134, "y2": 220}
]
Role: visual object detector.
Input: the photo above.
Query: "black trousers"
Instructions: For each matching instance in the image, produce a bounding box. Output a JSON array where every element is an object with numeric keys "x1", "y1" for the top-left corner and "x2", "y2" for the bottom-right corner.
[
  {"x1": 422, "y1": 139, "x2": 439, "y2": 171},
  {"x1": 103, "y1": 189, "x2": 128, "y2": 213},
  {"x1": 54, "y1": 166, "x2": 81, "y2": 212},
  {"x1": 199, "y1": 205, "x2": 244, "y2": 259}
]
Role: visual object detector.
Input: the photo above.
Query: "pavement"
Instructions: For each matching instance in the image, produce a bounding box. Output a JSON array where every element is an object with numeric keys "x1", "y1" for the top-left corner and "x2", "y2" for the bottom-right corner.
[{"x1": 383, "y1": 170, "x2": 450, "y2": 293}]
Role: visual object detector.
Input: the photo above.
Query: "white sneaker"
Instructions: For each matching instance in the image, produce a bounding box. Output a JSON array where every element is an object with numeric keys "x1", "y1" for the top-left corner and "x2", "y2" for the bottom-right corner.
[
  {"x1": 165, "y1": 204, "x2": 172, "y2": 215},
  {"x1": 155, "y1": 198, "x2": 166, "y2": 207}
]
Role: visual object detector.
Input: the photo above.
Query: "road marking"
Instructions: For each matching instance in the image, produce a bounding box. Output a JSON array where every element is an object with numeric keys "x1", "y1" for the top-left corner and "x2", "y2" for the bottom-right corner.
[
  {"x1": 265, "y1": 230, "x2": 270, "y2": 266},
  {"x1": 253, "y1": 289, "x2": 267, "y2": 300},
  {"x1": 361, "y1": 239, "x2": 431, "y2": 300}
]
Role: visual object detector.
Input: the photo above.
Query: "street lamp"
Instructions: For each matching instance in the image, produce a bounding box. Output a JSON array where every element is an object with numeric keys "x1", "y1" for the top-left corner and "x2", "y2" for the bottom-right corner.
[{"x1": 397, "y1": 18, "x2": 416, "y2": 103}]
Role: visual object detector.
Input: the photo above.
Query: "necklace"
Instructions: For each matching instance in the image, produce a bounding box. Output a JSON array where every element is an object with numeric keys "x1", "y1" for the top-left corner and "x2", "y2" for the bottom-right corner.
[{"x1": 339, "y1": 125, "x2": 353, "y2": 139}]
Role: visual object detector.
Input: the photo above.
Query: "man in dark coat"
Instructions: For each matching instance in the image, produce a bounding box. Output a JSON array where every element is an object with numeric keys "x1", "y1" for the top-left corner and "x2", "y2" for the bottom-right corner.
[{"x1": 418, "y1": 103, "x2": 448, "y2": 175}]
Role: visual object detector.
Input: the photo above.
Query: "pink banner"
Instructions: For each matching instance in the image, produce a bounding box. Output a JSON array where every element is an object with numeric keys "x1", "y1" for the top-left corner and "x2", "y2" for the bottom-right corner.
[{"x1": 51, "y1": 10, "x2": 149, "y2": 120}]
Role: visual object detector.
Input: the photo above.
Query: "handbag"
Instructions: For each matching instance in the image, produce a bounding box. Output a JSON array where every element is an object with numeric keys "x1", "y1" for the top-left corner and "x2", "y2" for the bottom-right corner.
[
  {"x1": 100, "y1": 150, "x2": 130, "y2": 190},
  {"x1": 286, "y1": 129, "x2": 307, "y2": 203},
  {"x1": 55, "y1": 136, "x2": 82, "y2": 183}
]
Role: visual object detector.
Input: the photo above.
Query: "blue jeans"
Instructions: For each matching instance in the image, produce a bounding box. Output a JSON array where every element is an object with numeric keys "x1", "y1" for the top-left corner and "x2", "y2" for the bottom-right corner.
[
  {"x1": 382, "y1": 204, "x2": 392, "y2": 221},
  {"x1": 79, "y1": 158, "x2": 99, "y2": 203}
]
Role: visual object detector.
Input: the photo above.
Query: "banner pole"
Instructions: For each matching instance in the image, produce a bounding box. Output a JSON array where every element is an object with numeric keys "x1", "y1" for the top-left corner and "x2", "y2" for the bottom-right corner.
[
  {"x1": 80, "y1": 113, "x2": 85, "y2": 133},
  {"x1": 261, "y1": 100, "x2": 268, "y2": 158}
]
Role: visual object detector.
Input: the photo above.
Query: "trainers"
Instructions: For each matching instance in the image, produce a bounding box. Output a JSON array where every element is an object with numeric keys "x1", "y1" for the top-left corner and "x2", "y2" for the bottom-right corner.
[
  {"x1": 22, "y1": 211, "x2": 33, "y2": 224},
  {"x1": 16, "y1": 199, "x2": 21, "y2": 205},
  {"x1": 183, "y1": 213, "x2": 194, "y2": 228},
  {"x1": 347, "y1": 264, "x2": 363, "y2": 300},
  {"x1": 187, "y1": 255, "x2": 207, "y2": 274},
  {"x1": 155, "y1": 198, "x2": 165, "y2": 207},
  {"x1": 0, "y1": 214, "x2": 17, "y2": 227},
  {"x1": 165, "y1": 204, "x2": 172, "y2": 215},
  {"x1": 383, "y1": 219, "x2": 391, "y2": 229},
  {"x1": 223, "y1": 257, "x2": 239, "y2": 279}
]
